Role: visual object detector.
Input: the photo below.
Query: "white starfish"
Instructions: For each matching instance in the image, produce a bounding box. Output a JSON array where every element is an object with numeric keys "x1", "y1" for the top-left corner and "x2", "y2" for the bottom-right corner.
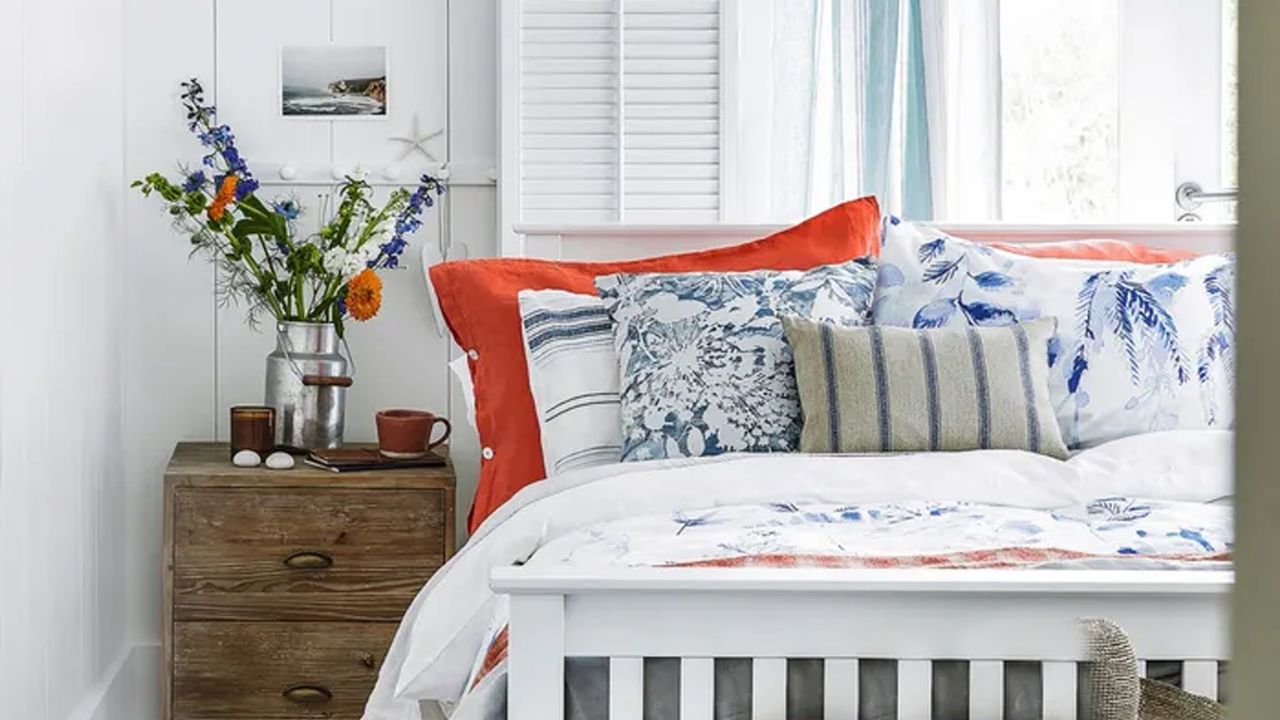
[{"x1": 388, "y1": 114, "x2": 443, "y2": 162}]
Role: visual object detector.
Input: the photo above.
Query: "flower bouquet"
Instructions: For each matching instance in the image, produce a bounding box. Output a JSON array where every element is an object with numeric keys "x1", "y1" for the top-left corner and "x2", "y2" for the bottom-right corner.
[
  {"x1": 133, "y1": 78, "x2": 444, "y2": 449},
  {"x1": 133, "y1": 78, "x2": 444, "y2": 336}
]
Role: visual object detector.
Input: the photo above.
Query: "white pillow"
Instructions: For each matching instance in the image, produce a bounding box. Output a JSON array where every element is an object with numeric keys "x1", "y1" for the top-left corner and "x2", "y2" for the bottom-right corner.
[
  {"x1": 873, "y1": 219, "x2": 1235, "y2": 447},
  {"x1": 517, "y1": 289, "x2": 622, "y2": 476},
  {"x1": 448, "y1": 354, "x2": 476, "y2": 429}
]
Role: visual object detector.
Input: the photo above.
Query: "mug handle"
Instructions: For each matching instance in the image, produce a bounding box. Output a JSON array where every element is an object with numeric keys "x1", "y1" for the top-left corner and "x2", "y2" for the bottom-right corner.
[{"x1": 426, "y1": 416, "x2": 452, "y2": 452}]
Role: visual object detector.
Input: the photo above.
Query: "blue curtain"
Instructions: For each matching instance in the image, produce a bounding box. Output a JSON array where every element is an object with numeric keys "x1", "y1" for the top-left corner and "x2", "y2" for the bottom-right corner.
[
  {"x1": 902, "y1": 0, "x2": 934, "y2": 219},
  {"x1": 775, "y1": 0, "x2": 935, "y2": 220},
  {"x1": 858, "y1": 0, "x2": 901, "y2": 211}
]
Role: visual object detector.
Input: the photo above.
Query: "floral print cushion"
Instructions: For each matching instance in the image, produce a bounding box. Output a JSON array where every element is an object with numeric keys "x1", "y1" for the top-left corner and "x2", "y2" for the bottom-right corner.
[
  {"x1": 595, "y1": 260, "x2": 877, "y2": 462},
  {"x1": 873, "y1": 219, "x2": 1235, "y2": 447}
]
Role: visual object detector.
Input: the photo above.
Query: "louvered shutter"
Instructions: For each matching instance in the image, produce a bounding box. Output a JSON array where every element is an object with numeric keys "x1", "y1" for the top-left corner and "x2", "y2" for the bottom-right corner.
[{"x1": 515, "y1": 0, "x2": 721, "y2": 224}]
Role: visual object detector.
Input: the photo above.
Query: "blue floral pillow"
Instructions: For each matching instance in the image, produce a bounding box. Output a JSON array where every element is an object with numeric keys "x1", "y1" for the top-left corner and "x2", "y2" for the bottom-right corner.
[
  {"x1": 596, "y1": 260, "x2": 877, "y2": 462},
  {"x1": 873, "y1": 219, "x2": 1235, "y2": 447}
]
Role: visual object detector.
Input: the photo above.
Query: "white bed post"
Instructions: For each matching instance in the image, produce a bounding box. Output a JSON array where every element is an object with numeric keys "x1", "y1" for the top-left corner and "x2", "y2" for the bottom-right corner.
[{"x1": 507, "y1": 593, "x2": 566, "y2": 720}]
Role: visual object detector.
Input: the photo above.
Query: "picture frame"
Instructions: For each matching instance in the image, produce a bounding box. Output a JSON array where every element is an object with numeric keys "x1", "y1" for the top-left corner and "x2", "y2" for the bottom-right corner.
[{"x1": 280, "y1": 44, "x2": 390, "y2": 119}]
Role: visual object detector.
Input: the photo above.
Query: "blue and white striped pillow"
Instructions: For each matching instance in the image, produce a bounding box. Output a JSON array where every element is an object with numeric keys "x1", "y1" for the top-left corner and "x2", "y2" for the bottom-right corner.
[{"x1": 518, "y1": 289, "x2": 623, "y2": 476}]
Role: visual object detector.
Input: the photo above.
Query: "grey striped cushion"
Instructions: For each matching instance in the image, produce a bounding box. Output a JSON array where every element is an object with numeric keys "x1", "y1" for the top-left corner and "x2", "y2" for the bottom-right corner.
[{"x1": 782, "y1": 316, "x2": 1068, "y2": 458}]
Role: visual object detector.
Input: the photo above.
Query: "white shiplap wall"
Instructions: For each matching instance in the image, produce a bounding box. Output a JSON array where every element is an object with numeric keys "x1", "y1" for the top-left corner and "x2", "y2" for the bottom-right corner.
[
  {"x1": 0, "y1": 0, "x2": 131, "y2": 719},
  {"x1": 120, "y1": 4, "x2": 493, "y2": 708}
]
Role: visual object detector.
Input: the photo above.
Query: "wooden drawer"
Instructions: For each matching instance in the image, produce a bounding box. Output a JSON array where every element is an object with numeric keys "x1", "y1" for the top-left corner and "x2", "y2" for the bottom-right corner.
[
  {"x1": 173, "y1": 621, "x2": 394, "y2": 720},
  {"x1": 172, "y1": 487, "x2": 446, "y2": 621}
]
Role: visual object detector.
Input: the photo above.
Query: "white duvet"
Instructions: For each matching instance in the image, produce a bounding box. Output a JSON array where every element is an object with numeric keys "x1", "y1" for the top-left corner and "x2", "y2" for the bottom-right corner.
[{"x1": 362, "y1": 429, "x2": 1233, "y2": 720}]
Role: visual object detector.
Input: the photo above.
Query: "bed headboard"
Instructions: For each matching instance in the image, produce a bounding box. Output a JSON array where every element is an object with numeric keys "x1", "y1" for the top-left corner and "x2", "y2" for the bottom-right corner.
[{"x1": 509, "y1": 223, "x2": 1235, "y2": 261}]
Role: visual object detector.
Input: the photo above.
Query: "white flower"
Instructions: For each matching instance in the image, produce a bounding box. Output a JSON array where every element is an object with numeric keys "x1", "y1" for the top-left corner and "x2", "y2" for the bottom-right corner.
[
  {"x1": 342, "y1": 253, "x2": 366, "y2": 279},
  {"x1": 323, "y1": 248, "x2": 348, "y2": 275}
]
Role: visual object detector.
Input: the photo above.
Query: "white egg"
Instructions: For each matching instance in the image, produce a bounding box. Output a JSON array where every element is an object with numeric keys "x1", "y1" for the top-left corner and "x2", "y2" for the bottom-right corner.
[
  {"x1": 232, "y1": 449, "x2": 262, "y2": 467},
  {"x1": 265, "y1": 451, "x2": 296, "y2": 470}
]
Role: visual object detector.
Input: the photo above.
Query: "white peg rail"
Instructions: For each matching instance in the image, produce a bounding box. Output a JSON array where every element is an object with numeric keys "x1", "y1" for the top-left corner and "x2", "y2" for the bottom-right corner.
[{"x1": 492, "y1": 567, "x2": 1231, "y2": 719}]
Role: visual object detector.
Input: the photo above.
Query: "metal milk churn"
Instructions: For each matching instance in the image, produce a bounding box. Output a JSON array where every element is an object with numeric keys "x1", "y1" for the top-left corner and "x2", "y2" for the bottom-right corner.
[{"x1": 264, "y1": 321, "x2": 352, "y2": 450}]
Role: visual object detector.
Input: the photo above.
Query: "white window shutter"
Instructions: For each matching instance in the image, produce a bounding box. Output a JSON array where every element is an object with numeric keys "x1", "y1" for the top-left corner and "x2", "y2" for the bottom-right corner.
[
  {"x1": 513, "y1": 0, "x2": 721, "y2": 225},
  {"x1": 621, "y1": 0, "x2": 721, "y2": 223}
]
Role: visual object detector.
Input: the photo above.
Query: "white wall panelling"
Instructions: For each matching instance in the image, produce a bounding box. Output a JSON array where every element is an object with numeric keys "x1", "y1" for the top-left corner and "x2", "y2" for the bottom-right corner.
[
  {"x1": 122, "y1": 0, "x2": 219, "y2": 678},
  {"x1": 120, "y1": 0, "x2": 498, "y2": 695},
  {"x1": 1, "y1": 0, "x2": 131, "y2": 718}
]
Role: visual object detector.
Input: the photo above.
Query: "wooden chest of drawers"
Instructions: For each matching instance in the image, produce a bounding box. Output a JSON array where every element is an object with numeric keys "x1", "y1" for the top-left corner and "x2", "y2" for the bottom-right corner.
[{"x1": 164, "y1": 442, "x2": 455, "y2": 720}]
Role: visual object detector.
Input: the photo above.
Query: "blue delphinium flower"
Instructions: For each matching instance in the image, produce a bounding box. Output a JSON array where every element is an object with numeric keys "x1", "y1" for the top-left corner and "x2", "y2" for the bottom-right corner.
[
  {"x1": 182, "y1": 171, "x2": 207, "y2": 193},
  {"x1": 180, "y1": 79, "x2": 259, "y2": 202},
  {"x1": 374, "y1": 174, "x2": 445, "y2": 269},
  {"x1": 272, "y1": 199, "x2": 300, "y2": 220}
]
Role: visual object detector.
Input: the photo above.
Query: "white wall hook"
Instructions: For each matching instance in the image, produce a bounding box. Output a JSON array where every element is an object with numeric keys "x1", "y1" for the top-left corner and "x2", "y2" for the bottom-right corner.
[
  {"x1": 331, "y1": 165, "x2": 348, "y2": 181},
  {"x1": 437, "y1": 163, "x2": 451, "y2": 180},
  {"x1": 488, "y1": 167, "x2": 498, "y2": 182},
  {"x1": 278, "y1": 164, "x2": 297, "y2": 181},
  {"x1": 382, "y1": 164, "x2": 402, "y2": 181}
]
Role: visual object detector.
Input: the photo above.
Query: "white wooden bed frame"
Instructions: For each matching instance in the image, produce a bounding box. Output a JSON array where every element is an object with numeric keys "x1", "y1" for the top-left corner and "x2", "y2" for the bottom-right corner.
[{"x1": 456, "y1": 222, "x2": 1236, "y2": 719}]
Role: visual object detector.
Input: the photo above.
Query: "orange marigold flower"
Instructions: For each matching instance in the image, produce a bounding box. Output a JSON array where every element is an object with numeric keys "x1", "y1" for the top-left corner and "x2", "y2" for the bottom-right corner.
[
  {"x1": 206, "y1": 174, "x2": 239, "y2": 222},
  {"x1": 345, "y1": 268, "x2": 383, "y2": 321}
]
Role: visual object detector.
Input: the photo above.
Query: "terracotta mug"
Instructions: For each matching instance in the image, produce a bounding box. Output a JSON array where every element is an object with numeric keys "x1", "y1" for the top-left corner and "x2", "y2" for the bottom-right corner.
[{"x1": 375, "y1": 409, "x2": 451, "y2": 459}]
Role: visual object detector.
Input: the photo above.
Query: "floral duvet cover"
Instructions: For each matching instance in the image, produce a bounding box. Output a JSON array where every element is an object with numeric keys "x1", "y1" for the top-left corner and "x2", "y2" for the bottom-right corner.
[{"x1": 362, "y1": 430, "x2": 1234, "y2": 720}]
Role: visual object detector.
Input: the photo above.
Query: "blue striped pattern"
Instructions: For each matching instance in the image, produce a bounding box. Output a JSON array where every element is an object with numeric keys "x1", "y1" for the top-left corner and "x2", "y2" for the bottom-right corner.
[
  {"x1": 818, "y1": 323, "x2": 842, "y2": 452},
  {"x1": 868, "y1": 325, "x2": 892, "y2": 451},
  {"x1": 965, "y1": 327, "x2": 992, "y2": 449},
  {"x1": 519, "y1": 290, "x2": 624, "y2": 476},
  {"x1": 917, "y1": 331, "x2": 941, "y2": 451},
  {"x1": 1011, "y1": 323, "x2": 1041, "y2": 454},
  {"x1": 522, "y1": 305, "x2": 612, "y2": 353},
  {"x1": 784, "y1": 316, "x2": 1069, "y2": 458}
]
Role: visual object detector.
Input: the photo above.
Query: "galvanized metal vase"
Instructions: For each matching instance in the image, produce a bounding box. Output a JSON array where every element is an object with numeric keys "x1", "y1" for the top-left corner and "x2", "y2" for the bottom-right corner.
[{"x1": 264, "y1": 321, "x2": 352, "y2": 450}]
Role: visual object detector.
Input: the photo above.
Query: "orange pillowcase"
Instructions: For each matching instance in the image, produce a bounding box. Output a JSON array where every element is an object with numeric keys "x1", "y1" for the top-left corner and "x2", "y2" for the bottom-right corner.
[
  {"x1": 989, "y1": 238, "x2": 1197, "y2": 263},
  {"x1": 430, "y1": 196, "x2": 882, "y2": 532}
]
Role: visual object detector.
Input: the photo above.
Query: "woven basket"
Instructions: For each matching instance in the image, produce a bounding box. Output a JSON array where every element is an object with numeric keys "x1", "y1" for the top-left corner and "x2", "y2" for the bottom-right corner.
[
  {"x1": 1084, "y1": 619, "x2": 1225, "y2": 720},
  {"x1": 1138, "y1": 678, "x2": 1224, "y2": 720}
]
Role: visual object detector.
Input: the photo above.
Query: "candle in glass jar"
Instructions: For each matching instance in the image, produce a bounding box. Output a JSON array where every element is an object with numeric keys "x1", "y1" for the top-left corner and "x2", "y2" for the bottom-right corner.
[{"x1": 229, "y1": 406, "x2": 276, "y2": 458}]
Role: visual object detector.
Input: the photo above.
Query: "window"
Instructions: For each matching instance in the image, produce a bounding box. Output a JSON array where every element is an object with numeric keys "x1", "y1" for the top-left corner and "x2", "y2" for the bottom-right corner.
[
  {"x1": 501, "y1": 0, "x2": 1238, "y2": 232},
  {"x1": 1222, "y1": 0, "x2": 1239, "y2": 192},
  {"x1": 999, "y1": 1, "x2": 1119, "y2": 222}
]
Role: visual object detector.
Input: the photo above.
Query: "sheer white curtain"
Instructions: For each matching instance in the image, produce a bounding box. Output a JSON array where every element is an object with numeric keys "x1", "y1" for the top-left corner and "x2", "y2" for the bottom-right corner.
[
  {"x1": 919, "y1": 0, "x2": 1003, "y2": 221},
  {"x1": 732, "y1": 0, "x2": 1002, "y2": 222},
  {"x1": 734, "y1": 0, "x2": 884, "y2": 221}
]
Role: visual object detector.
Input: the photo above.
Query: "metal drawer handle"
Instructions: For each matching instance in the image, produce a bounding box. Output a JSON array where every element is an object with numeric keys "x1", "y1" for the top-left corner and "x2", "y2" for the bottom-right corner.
[
  {"x1": 283, "y1": 550, "x2": 334, "y2": 570},
  {"x1": 282, "y1": 684, "x2": 333, "y2": 704}
]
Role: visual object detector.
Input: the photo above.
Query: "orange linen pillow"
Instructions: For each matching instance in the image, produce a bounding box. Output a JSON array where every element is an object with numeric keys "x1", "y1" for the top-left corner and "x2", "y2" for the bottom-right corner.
[
  {"x1": 990, "y1": 238, "x2": 1198, "y2": 263},
  {"x1": 430, "y1": 196, "x2": 882, "y2": 532}
]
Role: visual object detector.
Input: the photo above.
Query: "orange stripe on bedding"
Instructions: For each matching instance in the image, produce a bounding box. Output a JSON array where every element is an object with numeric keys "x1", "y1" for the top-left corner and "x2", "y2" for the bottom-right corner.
[
  {"x1": 663, "y1": 548, "x2": 1232, "y2": 569},
  {"x1": 470, "y1": 625, "x2": 510, "y2": 691}
]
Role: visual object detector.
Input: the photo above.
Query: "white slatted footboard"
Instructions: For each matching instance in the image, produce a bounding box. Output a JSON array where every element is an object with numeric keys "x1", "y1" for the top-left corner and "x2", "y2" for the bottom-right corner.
[{"x1": 491, "y1": 567, "x2": 1231, "y2": 720}]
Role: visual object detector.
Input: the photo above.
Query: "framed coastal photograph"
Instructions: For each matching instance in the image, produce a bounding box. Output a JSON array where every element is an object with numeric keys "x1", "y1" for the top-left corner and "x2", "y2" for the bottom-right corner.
[{"x1": 280, "y1": 45, "x2": 388, "y2": 118}]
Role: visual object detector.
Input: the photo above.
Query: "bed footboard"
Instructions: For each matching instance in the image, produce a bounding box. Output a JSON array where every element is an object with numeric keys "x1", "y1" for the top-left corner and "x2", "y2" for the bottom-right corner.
[{"x1": 490, "y1": 567, "x2": 1231, "y2": 720}]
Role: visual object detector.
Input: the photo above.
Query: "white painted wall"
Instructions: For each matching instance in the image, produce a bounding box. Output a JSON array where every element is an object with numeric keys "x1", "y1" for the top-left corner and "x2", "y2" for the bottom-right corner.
[
  {"x1": 121, "y1": 0, "x2": 497, "y2": 677},
  {"x1": 0, "y1": 1, "x2": 131, "y2": 719}
]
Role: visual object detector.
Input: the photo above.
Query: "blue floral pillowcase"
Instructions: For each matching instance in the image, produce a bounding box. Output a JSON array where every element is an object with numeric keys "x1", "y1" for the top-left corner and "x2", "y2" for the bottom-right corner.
[
  {"x1": 595, "y1": 261, "x2": 878, "y2": 462},
  {"x1": 873, "y1": 219, "x2": 1235, "y2": 448}
]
